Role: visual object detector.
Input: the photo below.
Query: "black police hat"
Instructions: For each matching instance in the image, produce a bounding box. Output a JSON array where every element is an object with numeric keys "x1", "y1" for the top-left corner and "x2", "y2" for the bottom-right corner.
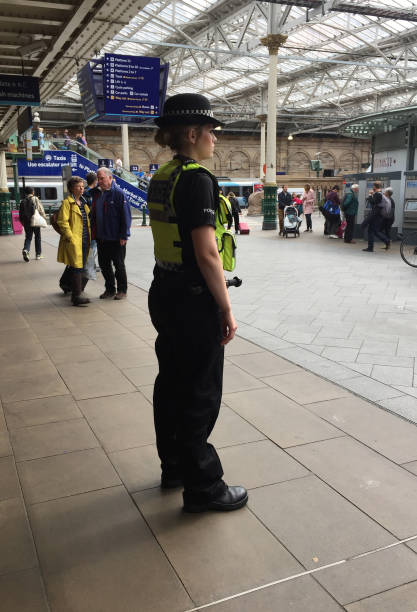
[{"x1": 154, "y1": 93, "x2": 224, "y2": 128}]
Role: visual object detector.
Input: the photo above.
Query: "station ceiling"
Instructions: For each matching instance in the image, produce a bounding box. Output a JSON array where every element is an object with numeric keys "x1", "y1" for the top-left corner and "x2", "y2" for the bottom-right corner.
[{"x1": 3, "y1": 0, "x2": 417, "y2": 138}]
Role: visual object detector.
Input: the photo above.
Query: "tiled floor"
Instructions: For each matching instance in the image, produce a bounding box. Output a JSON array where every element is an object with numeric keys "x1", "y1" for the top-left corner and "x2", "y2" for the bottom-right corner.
[{"x1": 2, "y1": 231, "x2": 417, "y2": 611}]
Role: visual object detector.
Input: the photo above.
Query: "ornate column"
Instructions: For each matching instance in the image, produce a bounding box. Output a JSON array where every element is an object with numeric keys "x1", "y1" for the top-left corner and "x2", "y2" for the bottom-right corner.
[
  {"x1": 260, "y1": 33, "x2": 287, "y2": 230},
  {"x1": 257, "y1": 114, "x2": 266, "y2": 181}
]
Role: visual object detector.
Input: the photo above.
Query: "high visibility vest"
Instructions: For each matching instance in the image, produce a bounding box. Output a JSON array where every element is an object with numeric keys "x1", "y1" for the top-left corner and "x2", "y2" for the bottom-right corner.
[{"x1": 147, "y1": 158, "x2": 236, "y2": 271}]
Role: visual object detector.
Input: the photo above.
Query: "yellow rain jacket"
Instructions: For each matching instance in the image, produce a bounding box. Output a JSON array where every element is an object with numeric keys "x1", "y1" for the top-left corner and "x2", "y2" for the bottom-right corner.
[{"x1": 57, "y1": 195, "x2": 91, "y2": 269}]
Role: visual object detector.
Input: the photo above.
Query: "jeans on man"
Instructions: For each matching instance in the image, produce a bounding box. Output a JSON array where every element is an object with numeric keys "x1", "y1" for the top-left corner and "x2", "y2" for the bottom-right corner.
[
  {"x1": 23, "y1": 224, "x2": 41, "y2": 255},
  {"x1": 97, "y1": 240, "x2": 127, "y2": 294},
  {"x1": 305, "y1": 213, "x2": 312, "y2": 230},
  {"x1": 367, "y1": 218, "x2": 388, "y2": 250}
]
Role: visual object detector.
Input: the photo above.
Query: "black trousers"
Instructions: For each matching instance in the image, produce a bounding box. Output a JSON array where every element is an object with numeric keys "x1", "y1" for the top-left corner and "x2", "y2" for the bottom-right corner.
[
  {"x1": 97, "y1": 240, "x2": 127, "y2": 293},
  {"x1": 228, "y1": 210, "x2": 240, "y2": 233},
  {"x1": 23, "y1": 224, "x2": 41, "y2": 255},
  {"x1": 381, "y1": 218, "x2": 394, "y2": 241},
  {"x1": 305, "y1": 213, "x2": 312, "y2": 230},
  {"x1": 344, "y1": 214, "x2": 356, "y2": 243},
  {"x1": 367, "y1": 218, "x2": 388, "y2": 250},
  {"x1": 148, "y1": 273, "x2": 226, "y2": 504}
]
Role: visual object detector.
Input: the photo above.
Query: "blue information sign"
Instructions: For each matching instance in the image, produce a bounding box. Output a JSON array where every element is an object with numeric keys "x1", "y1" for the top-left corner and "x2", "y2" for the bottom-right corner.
[
  {"x1": 149, "y1": 163, "x2": 159, "y2": 174},
  {"x1": 0, "y1": 74, "x2": 40, "y2": 106},
  {"x1": 104, "y1": 54, "x2": 160, "y2": 118}
]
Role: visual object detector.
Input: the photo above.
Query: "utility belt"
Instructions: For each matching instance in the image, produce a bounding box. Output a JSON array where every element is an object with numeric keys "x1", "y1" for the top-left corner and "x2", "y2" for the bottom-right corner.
[{"x1": 153, "y1": 264, "x2": 208, "y2": 296}]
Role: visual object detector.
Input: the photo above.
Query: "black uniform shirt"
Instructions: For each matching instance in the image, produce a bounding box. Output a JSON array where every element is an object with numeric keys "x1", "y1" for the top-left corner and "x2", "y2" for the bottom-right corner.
[{"x1": 173, "y1": 163, "x2": 218, "y2": 275}]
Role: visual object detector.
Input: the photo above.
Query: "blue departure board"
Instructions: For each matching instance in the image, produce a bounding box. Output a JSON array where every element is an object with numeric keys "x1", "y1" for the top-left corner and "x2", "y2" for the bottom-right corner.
[{"x1": 103, "y1": 54, "x2": 160, "y2": 117}]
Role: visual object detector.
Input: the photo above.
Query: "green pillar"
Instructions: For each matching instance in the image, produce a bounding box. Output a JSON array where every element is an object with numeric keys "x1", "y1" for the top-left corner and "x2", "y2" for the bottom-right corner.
[
  {"x1": 262, "y1": 184, "x2": 277, "y2": 230},
  {"x1": 0, "y1": 192, "x2": 13, "y2": 235}
]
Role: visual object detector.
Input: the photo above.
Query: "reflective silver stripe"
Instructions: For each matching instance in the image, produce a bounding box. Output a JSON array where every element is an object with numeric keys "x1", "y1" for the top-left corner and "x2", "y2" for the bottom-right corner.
[{"x1": 156, "y1": 259, "x2": 183, "y2": 271}]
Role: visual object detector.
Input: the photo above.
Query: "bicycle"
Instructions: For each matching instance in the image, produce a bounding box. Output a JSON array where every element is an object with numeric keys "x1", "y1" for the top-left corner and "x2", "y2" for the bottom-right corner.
[{"x1": 400, "y1": 231, "x2": 417, "y2": 267}]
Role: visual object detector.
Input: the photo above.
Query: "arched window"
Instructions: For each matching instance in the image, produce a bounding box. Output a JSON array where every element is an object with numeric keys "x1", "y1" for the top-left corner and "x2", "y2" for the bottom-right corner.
[
  {"x1": 288, "y1": 151, "x2": 310, "y2": 175},
  {"x1": 338, "y1": 152, "x2": 360, "y2": 173},
  {"x1": 131, "y1": 148, "x2": 152, "y2": 170},
  {"x1": 227, "y1": 150, "x2": 250, "y2": 174},
  {"x1": 319, "y1": 151, "x2": 335, "y2": 170},
  {"x1": 205, "y1": 151, "x2": 222, "y2": 173}
]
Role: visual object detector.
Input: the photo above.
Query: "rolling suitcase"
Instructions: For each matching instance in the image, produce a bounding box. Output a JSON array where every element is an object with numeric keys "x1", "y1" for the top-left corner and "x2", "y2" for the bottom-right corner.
[{"x1": 239, "y1": 222, "x2": 250, "y2": 235}]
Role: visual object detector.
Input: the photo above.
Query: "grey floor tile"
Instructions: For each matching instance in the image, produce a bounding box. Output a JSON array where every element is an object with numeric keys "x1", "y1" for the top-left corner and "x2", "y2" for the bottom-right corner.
[
  {"x1": 4, "y1": 395, "x2": 81, "y2": 430},
  {"x1": 208, "y1": 575, "x2": 342, "y2": 611},
  {"x1": 219, "y1": 440, "x2": 308, "y2": 489},
  {"x1": 78, "y1": 391, "x2": 155, "y2": 452},
  {"x1": 372, "y1": 365, "x2": 414, "y2": 387},
  {"x1": 56, "y1": 358, "x2": 135, "y2": 400},
  {"x1": 0, "y1": 568, "x2": 48, "y2": 612},
  {"x1": 129, "y1": 324, "x2": 158, "y2": 340},
  {"x1": 17, "y1": 447, "x2": 121, "y2": 504},
  {"x1": 105, "y1": 346, "x2": 157, "y2": 369},
  {"x1": 0, "y1": 358, "x2": 57, "y2": 383},
  {"x1": 77, "y1": 320, "x2": 128, "y2": 338},
  {"x1": 223, "y1": 387, "x2": 343, "y2": 448},
  {"x1": 345, "y1": 580, "x2": 417, "y2": 611},
  {"x1": 91, "y1": 331, "x2": 148, "y2": 352},
  {"x1": 227, "y1": 352, "x2": 301, "y2": 377},
  {"x1": 0, "y1": 371, "x2": 69, "y2": 404},
  {"x1": 0, "y1": 342, "x2": 48, "y2": 364},
  {"x1": 341, "y1": 376, "x2": 402, "y2": 402},
  {"x1": 222, "y1": 363, "x2": 267, "y2": 394},
  {"x1": 288, "y1": 437, "x2": 417, "y2": 538},
  {"x1": 40, "y1": 334, "x2": 93, "y2": 350},
  {"x1": 0, "y1": 456, "x2": 20, "y2": 501},
  {"x1": 379, "y1": 395, "x2": 417, "y2": 423},
  {"x1": 262, "y1": 371, "x2": 349, "y2": 404},
  {"x1": 316, "y1": 545, "x2": 417, "y2": 606},
  {"x1": 133, "y1": 487, "x2": 302, "y2": 605},
  {"x1": 307, "y1": 396, "x2": 417, "y2": 463},
  {"x1": 322, "y1": 347, "x2": 359, "y2": 362},
  {"x1": 29, "y1": 486, "x2": 192, "y2": 612},
  {"x1": 11, "y1": 419, "x2": 99, "y2": 461},
  {"x1": 248, "y1": 476, "x2": 395, "y2": 570},
  {"x1": 402, "y1": 460, "x2": 417, "y2": 475},
  {"x1": 0, "y1": 497, "x2": 37, "y2": 576},
  {"x1": 208, "y1": 404, "x2": 265, "y2": 448},
  {"x1": 0, "y1": 431, "x2": 12, "y2": 457},
  {"x1": 122, "y1": 363, "x2": 159, "y2": 387},
  {"x1": 138, "y1": 383, "x2": 154, "y2": 404},
  {"x1": 109, "y1": 444, "x2": 160, "y2": 492},
  {"x1": 225, "y1": 336, "x2": 264, "y2": 356},
  {"x1": 45, "y1": 344, "x2": 105, "y2": 365}
]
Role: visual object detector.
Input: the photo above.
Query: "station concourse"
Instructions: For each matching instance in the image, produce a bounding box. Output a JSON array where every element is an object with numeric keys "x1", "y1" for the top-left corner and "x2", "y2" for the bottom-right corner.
[{"x1": 2, "y1": 1, "x2": 417, "y2": 611}]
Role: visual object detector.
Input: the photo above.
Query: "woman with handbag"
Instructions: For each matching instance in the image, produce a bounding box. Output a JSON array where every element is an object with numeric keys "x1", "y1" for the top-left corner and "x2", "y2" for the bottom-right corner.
[
  {"x1": 56, "y1": 176, "x2": 91, "y2": 306},
  {"x1": 19, "y1": 186, "x2": 47, "y2": 262}
]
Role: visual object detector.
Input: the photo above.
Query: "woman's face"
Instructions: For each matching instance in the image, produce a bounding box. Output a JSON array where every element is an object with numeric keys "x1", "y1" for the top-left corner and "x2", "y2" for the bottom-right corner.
[
  {"x1": 72, "y1": 182, "x2": 84, "y2": 199},
  {"x1": 194, "y1": 124, "x2": 217, "y2": 161}
]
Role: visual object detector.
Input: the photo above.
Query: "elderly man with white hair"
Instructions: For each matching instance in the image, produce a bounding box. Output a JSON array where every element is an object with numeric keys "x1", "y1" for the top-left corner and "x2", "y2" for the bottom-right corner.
[
  {"x1": 342, "y1": 183, "x2": 359, "y2": 244},
  {"x1": 92, "y1": 167, "x2": 131, "y2": 300}
]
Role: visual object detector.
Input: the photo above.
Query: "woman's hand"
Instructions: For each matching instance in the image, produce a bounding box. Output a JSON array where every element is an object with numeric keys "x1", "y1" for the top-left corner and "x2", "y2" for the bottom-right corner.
[{"x1": 220, "y1": 309, "x2": 237, "y2": 346}]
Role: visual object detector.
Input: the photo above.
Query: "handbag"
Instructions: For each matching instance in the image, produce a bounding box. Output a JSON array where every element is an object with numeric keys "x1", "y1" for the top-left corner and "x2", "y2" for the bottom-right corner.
[
  {"x1": 30, "y1": 208, "x2": 47, "y2": 228},
  {"x1": 83, "y1": 248, "x2": 97, "y2": 281}
]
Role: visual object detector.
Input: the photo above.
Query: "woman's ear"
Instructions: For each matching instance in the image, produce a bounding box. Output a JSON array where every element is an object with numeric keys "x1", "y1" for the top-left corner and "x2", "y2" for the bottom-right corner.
[{"x1": 187, "y1": 126, "x2": 198, "y2": 144}]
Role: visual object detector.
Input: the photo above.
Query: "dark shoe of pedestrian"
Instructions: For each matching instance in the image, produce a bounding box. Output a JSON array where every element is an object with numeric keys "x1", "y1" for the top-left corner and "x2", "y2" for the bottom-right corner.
[
  {"x1": 362, "y1": 248, "x2": 374, "y2": 252},
  {"x1": 345, "y1": 240, "x2": 357, "y2": 244},
  {"x1": 71, "y1": 295, "x2": 90, "y2": 307},
  {"x1": 100, "y1": 290, "x2": 116, "y2": 299},
  {"x1": 114, "y1": 292, "x2": 127, "y2": 300},
  {"x1": 309, "y1": 229, "x2": 313, "y2": 232},
  {"x1": 303, "y1": 229, "x2": 309, "y2": 232},
  {"x1": 22, "y1": 249, "x2": 29, "y2": 262},
  {"x1": 385, "y1": 241, "x2": 391, "y2": 250},
  {"x1": 183, "y1": 485, "x2": 248, "y2": 513}
]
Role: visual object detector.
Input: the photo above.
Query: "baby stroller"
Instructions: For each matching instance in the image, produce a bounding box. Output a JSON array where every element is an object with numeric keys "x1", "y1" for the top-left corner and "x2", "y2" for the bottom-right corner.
[{"x1": 282, "y1": 205, "x2": 301, "y2": 238}]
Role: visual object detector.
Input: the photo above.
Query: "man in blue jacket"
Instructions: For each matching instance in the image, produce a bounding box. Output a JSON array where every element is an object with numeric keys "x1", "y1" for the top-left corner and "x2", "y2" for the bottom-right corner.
[{"x1": 94, "y1": 167, "x2": 132, "y2": 299}]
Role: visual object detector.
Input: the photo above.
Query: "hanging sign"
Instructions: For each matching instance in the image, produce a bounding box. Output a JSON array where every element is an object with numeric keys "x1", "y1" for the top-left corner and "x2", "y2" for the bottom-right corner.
[
  {"x1": 103, "y1": 54, "x2": 160, "y2": 118},
  {"x1": 0, "y1": 75, "x2": 40, "y2": 106}
]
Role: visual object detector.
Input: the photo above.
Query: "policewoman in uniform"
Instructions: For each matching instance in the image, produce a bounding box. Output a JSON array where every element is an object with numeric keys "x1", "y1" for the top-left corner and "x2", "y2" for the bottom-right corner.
[{"x1": 147, "y1": 93, "x2": 248, "y2": 513}]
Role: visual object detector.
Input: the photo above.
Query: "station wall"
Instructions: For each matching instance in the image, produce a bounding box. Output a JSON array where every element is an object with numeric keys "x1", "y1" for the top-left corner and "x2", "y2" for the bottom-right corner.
[{"x1": 84, "y1": 125, "x2": 370, "y2": 178}]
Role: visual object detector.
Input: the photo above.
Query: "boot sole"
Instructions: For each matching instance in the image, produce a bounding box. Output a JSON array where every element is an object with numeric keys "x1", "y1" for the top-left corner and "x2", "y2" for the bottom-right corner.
[{"x1": 183, "y1": 493, "x2": 248, "y2": 513}]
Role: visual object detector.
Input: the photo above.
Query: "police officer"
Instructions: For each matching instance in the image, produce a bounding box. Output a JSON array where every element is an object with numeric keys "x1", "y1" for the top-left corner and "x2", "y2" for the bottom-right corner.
[{"x1": 147, "y1": 93, "x2": 248, "y2": 513}]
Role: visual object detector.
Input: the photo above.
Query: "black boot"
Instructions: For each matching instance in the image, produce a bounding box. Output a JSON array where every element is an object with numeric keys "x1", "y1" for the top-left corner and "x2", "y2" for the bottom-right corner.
[{"x1": 71, "y1": 273, "x2": 90, "y2": 306}]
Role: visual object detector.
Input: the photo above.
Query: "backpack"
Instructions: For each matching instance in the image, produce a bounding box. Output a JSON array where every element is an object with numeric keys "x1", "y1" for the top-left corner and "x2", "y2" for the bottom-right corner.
[
  {"x1": 380, "y1": 194, "x2": 392, "y2": 219},
  {"x1": 216, "y1": 195, "x2": 236, "y2": 272},
  {"x1": 323, "y1": 200, "x2": 340, "y2": 216},
  {"x1": 50, "y1": 208, "x2": 62, "y2": 234}
]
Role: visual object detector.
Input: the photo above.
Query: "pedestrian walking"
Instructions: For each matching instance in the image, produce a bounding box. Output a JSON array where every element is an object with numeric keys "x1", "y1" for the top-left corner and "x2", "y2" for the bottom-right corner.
[
  {"x1": 302, "y1": 184, "x2": 315, "y2": 232},
  {"x1": 147, "y1": 92, "x2": 248, "y2": 513},
  {"x1": 56, "y1": 176, "x2": 91, "y2": 306},
  {"x1": 362, "y1": 181, "x2": 390, "y2": 252},
  {"x1": 226, "y1": 191, "x2": 241, "y2": 234},
  {"x1": 93, "y1": 167, "x2": 131, "y2": 300},
  {"x1": 19, "y1": 186, "x2": 47, "y2": 262},
  {"x1": 342, "y1": 184, "x2": 359, "y2": 244},
  {"x1": 322, "y1": 185, "x2": 341, "y2": 238},
  {"x1": 278, "y1": 185, "x2": 292, "y2": 235},
  {"x1": 381, "y1": 187, "x2": 395, "y2": 242}
]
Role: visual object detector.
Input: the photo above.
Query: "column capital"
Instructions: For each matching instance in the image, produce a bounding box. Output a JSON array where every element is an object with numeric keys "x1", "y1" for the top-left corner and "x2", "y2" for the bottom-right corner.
[
  {"x1": 256, "y1": 114, "x2": 267, "y2": 123},
  {"x1": 260, "y1": 33, "x2": 288, "y2": 55}
]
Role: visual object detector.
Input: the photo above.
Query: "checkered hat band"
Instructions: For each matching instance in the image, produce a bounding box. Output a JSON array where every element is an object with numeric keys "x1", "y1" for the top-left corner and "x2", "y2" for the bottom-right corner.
[{"x1": 164, "y1": 109, "x2": 214, "y2": 118}]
